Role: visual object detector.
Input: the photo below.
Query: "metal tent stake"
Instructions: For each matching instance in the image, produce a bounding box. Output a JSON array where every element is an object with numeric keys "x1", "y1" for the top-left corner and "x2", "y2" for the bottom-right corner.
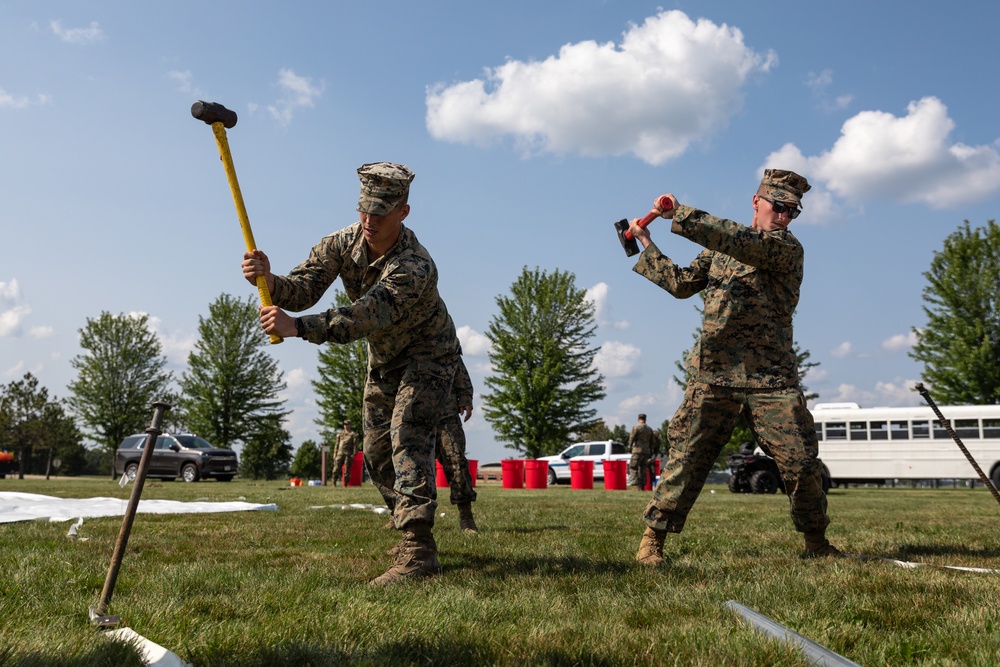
[
  {"x1": 89, "y1": 401, "x2": 171, "y2": 627},
  {"x1": 914, "y1": 383, "x2": 1000, "y2": 507}
]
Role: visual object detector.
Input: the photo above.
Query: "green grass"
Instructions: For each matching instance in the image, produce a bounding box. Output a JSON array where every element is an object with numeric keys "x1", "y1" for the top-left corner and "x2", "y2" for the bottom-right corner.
[{"x1": 2, "y1": 477, "x2": 999, "y2": 666}]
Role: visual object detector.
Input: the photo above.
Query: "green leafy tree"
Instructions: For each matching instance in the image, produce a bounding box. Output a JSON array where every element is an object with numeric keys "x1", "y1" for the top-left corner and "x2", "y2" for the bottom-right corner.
[
  {"x1": 910, "y1": 220, "x2": 1000, "y2": 404},
  {"x1": 290, "y1": 439, "x2": 322, "y2": 479},
  {"x1": 179, "y1": 294, "x2": 290, "y2": 449},
  {"x1": 481, "y1": 267, "x2": 606, "y2": 459},
  {"x1": 0, "y1": 374, "x2": 87, "y2": 478},
  {"x1": 67, "y1": 312, "x2": 172, "y2": 477},
  {"x1": 240, "y1": 414, "x2": 293, "y2": 480},
  {"x1": 312, "y1": 290, "x2": 366, "y2": 442}
]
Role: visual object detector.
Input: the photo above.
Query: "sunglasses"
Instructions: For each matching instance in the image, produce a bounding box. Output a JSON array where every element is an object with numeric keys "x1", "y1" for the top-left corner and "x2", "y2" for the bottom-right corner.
[{"x1": 761, "y1": 197, "x2": 801, "y2": 219}]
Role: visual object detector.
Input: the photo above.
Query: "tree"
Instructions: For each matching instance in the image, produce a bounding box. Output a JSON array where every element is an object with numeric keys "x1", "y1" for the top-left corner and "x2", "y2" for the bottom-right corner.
[
  {"x1": 67, "y1": 312, "x2": 172, "y2": 477},
  {"x1": 910, "y1": 220, "x2": 1000, "y2": 404},
  {"x1": 240, "y1": 414, "x2": 293, "y2": 480},
  {"x1": 0, "y1": 374, "x2": 87, "y2": 478},
  {"x1": 290, "y1": 439, "x2": 322, "y2": 479},
  {"x1": 312, "y1": 290, "x2": 366, "y2": 443},
  {"x1": 179, "y1": 294, "x2": 290, "y2": 449},
  {"x1": 481, "y1": 267, "x2": 606, "y2": 459}
]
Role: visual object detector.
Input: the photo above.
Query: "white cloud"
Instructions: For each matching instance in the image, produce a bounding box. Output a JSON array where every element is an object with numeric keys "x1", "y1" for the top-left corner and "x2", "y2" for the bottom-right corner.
[
  {"x1": 4, "y1": 361, "x2": 25, "y2": 379},
  {"x1": 831, "y1": 341, "x2": 852, "y2": 359},
  {"x1": 593, "y1": 340, "x2": 640, "y2": 378},
  {"x1": 586, "y1": 282, "x2": 630, "y2": 330},
  {"x1": 805, "y1": 69, "x2": 853, "y2": 112},
  {"x1": 140, "y1": 314, "x2": 196, "y2": 364},
  {"x1": 0, "y1": 279, "x2": 20, "y2": 300},
  {"x1": 166, "y1": 70, "x2": 200, "y2": 97},
  {"x1": 30, "y1": 326, "x2": 53, "y2": 339},
  {"x1": 285, "y1": 367, "x2": 308, "y2": 389},
  {"x1": 0, "y1": 306, "x2": 31, "y2": 337},
  {"x1": 882, "y1": 331, "x2": 918, "y2": 352},
  {"x1": 426, "y1": 9, "x2": 775, "y2": 165},
  {"x1": 457, "y1": 325, "x2": 491, "y2": 356},
  {"x1": 821, "y1": 378, "x2": 922, "y2": 408},
  {"x1": 763, "y1": 97, "x2": 1000, "y2": 213},
  {"x1": 50, "y1": 20, "x2": 105, "y2": 45},
  {"x1": 0, "y1": 88, "x2": 49, "y2": 110},
  {"x1": 267, "y1": 68, "x2": 323, "y2": 125}
]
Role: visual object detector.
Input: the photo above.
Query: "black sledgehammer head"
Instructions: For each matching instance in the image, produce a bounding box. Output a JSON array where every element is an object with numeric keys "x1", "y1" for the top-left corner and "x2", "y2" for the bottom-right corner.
[
  {"x1": 191, "y1": 100, "x2": 237, "y2": 128},
  {"x1": 614, "y1": 219, "x2": 640, "y2": 257}
]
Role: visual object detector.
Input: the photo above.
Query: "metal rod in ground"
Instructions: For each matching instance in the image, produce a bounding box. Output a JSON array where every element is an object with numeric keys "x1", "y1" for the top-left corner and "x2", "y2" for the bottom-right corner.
[
  {"x1": 89, "y1": 401, "x2": 171, "y2": 627},
  {"x1": 914, "y1": 383, "x2": 1000, "y2": 507},
  {"x1": 725, "y1": 601, "x2": 861, "y2": 667}
]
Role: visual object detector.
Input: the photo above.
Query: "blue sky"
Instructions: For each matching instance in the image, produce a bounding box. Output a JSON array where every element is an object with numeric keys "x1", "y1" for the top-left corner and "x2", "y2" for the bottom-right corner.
[{"x1": 3, "y1": 1, "x2": 999, "y2": 465}]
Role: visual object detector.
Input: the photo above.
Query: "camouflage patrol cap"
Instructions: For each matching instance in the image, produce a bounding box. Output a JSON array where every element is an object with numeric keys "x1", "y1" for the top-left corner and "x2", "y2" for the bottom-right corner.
[
  {"x1": 356, "y1": 162, "x2": 415, "y2": 216},
  {"x1": 757, "y1": 168, "x2": 811, "y2": 208}
]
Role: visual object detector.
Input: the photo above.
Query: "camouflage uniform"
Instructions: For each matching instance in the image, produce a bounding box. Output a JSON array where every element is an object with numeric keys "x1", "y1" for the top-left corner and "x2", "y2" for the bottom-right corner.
[
  {"x1": 333, "y1": 426, "x2": 358, "y2": 486},
  {"x1": 648, "y1": 430, "x2": 662, "y2": 485},
  {"x1": 628, "y1": 419, "x2": 654, "y2": 489},
  {"x1": 635, "y1": 174, "x2": 830, "y2": 539},
  {"x1": 270, "y1": 166, "x2": 460, "y2": 531},
  {"x1": 436, "y1": 359, "x2": 477, "y2": 506}
]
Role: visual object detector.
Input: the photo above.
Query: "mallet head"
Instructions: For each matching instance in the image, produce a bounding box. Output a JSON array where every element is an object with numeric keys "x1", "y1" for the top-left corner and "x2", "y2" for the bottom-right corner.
[{"x1": 191, "y1": 100, "x2": 237, "y2": 129}]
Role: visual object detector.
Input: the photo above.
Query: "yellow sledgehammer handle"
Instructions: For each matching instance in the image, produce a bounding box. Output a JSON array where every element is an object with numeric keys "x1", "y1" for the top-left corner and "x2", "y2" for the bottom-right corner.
[{"x1": 210, "y1": 122, "x2": 282, "y2": 344}]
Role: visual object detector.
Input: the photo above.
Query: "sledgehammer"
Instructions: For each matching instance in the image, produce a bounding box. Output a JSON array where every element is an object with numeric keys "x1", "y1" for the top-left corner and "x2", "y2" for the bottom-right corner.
[
  {"x1": 614, "y1": 195, "x2": 674, "y2": 257},
  {"x1": 191, "y1": 100, "x2": 282, "y2": 344}
]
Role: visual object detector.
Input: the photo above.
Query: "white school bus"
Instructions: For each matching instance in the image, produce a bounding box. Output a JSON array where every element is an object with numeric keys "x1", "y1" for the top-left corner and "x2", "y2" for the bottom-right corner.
[{"x1": 811, "y1": 402, "x2": 1000, "y2": 488}]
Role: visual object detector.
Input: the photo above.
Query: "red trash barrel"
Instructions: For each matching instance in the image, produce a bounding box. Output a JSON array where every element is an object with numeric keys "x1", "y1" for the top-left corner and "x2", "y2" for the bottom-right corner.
[
  {"x1": 524, "y1": 459, "x2": 548, "y2": 489},
  {"x1": 468, "y1": 459, "x2": 478, "y2": 487},
  {"x1": 501, "y1": 459, "x2": 524, "y2": 489},
  {"x1": 346, "y1": 451, "x2": 365, "y2": 487},
  {"x1": 603, "y1": 459, "x2": 627, "y2": 490},
  {"x1": 570, "y1": 459, "x2": 594, "y2": 490},
  {"x1": 436, "y1": 461, "x2": 449, "y2": 488},
  {"x1": 644, "y1": 459, "x2": 662, "y2": 491}
]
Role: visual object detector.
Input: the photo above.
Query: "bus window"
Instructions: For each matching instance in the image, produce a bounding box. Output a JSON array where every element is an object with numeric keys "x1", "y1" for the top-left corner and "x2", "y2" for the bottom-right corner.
[
  {"x1": 912, "y1": 420, "x2": 929, "y2": 438},
  {"x1": 825, "y1": 422, "x2": 846, "y2": 440},
  {"x1": 870, "y1": 420, "x2": 888, "y2": 440},
  {"x1": 850, "y1": 422, "x2": 868, "y2": 440},
  {"x1": 985, "y1": 418, "x2": 1000, "y2": 438},
  {"x1": 814, "y1": 424, "x2": 822, "y2": 441},
  {"x1": 933, "y1": 420, "x2": 951, "y2": 439},
  {"x1": 890, "y1": 421, "x2": 909, "y2": 439},
  {"x1": 954, "y1": 419, "x2": 979, "y2": 439}
]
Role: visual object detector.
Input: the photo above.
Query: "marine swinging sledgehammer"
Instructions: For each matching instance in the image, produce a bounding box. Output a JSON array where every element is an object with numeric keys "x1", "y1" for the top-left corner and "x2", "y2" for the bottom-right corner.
[{"x1": 191, "y1": 100, "x2": 282, "y2": 344}]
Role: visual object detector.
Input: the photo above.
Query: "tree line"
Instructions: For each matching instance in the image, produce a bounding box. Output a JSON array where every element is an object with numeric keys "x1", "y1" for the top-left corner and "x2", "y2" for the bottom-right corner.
[{"x1": 3, "y1": 219, "x2": 999, "y2": 479}]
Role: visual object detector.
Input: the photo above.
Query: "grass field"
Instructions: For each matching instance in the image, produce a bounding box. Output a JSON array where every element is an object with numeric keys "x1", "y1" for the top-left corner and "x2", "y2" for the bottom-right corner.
[{"x1": 2, "y1": 475, "x2": 999, "y2": 666}]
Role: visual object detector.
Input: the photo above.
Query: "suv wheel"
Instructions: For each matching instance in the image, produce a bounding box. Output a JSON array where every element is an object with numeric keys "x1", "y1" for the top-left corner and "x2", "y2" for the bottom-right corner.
[
  {"x1": 548, "y1": 468, "x2": 558, "y2": 486},
  {"x1": 124, "y1": 463, "x2": 139, "y2": 481},
  {"x1": 181, "y1": 463, "x2": 200, "y2": 483},
  {"x1": 750, "y1": 469, "x2": 778, "y2": 494}
]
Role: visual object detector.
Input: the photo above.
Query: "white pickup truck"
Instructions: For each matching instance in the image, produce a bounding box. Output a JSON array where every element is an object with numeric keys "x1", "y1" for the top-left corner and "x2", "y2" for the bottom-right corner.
[{"x1": 536, "y1": 440, "x2": 631, "y2": 485}]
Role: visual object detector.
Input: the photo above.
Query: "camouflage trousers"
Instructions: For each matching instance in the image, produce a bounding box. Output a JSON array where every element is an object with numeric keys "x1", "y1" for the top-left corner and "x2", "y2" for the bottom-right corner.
[
  {"x1": 629, "y1": 450, "x2": 651, "y2": 489},
  {"x1": 437, "y1": 414, "x2": 477, "y2": 505},
  {"x1": 644, "y1": 380, "x2": 830, "y2": 535},
  {"x1": 332, "y1": 452, "x2": 354, "y2": 485},
  {"x1": 363, "y1": 355, "x2": 459, "y2": 529}
]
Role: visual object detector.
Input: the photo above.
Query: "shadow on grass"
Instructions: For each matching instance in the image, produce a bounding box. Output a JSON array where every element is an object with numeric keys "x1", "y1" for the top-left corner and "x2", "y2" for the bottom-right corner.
[
  {"x1": 184, "y1": 635, "x2": 622, "y2": 667},
  {"x1": 440, "y1": 550, "x2": 701, "y2": 580},
  {"x1": 893, "y1": 543, "x2": 1000, "y2": 559}
]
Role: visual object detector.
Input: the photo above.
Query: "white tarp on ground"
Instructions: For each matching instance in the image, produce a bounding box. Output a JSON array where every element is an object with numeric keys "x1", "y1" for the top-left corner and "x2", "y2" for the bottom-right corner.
[{"x1": 0, "y1": 491, "x2": 279, "y2": 524}]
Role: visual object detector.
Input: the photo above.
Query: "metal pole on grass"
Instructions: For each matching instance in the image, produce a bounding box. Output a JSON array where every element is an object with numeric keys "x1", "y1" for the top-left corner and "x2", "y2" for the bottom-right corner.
[
  {"x1": 725, "y1": 601, "x2": 861, "y2": 667},
  {"x1": 89, "y1": 401, "x2": 171, "y2": 627},
  {"x1": 914, "y1": 383, "x2": 1000, "y2": 507}
]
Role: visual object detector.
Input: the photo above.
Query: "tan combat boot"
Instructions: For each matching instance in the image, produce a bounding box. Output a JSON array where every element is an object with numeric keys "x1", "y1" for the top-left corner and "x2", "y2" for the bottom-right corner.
[
  {"x1": 458, "y1": 503, "x2": 479, "y2": 535},
  {"x1": 370, "y1": 523, "x2": 441, "y2": 585},
  {"x1": 636, "y1": 526, "x2": 667, "y2": 566},
  {"x1": 803, "y1": 531, "x2": 843, "y2": 558}
]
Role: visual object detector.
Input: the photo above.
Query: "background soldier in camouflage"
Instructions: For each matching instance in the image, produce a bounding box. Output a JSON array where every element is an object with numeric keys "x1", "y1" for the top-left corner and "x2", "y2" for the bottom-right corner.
[
  {"x1": 648, "y1": 429, "x2": 662, "y2": 486},
  {"x1": 626, "y1": 169, "x2": 839, "y2": 566},
  {"x1": 241, "y1": 162, "x2": 461, "y2": 584},
  {"x1": 628, "y1": 414, "x2": 654, "y2": 490},
  {"x1": 332, "y1": 420, "x2": 358, "y2": 486},
  {"x1": 436, "y1": 358, "x2": 479, "y2": 534}
]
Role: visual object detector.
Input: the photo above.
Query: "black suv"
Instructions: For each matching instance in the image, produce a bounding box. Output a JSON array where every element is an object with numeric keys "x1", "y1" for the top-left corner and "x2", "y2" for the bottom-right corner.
[
  {"x1": 115, "y1": 433, "x2": 238, "y2": 483},
  {"x1": 727, "y1": 442, "x2": 831, "y2": 494}
]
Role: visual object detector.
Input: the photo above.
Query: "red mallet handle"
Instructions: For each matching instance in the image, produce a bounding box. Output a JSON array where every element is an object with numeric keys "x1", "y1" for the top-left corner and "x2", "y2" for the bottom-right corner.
[{"x1": 625, "y1": 196, "x2": 673, "y2": 240}]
